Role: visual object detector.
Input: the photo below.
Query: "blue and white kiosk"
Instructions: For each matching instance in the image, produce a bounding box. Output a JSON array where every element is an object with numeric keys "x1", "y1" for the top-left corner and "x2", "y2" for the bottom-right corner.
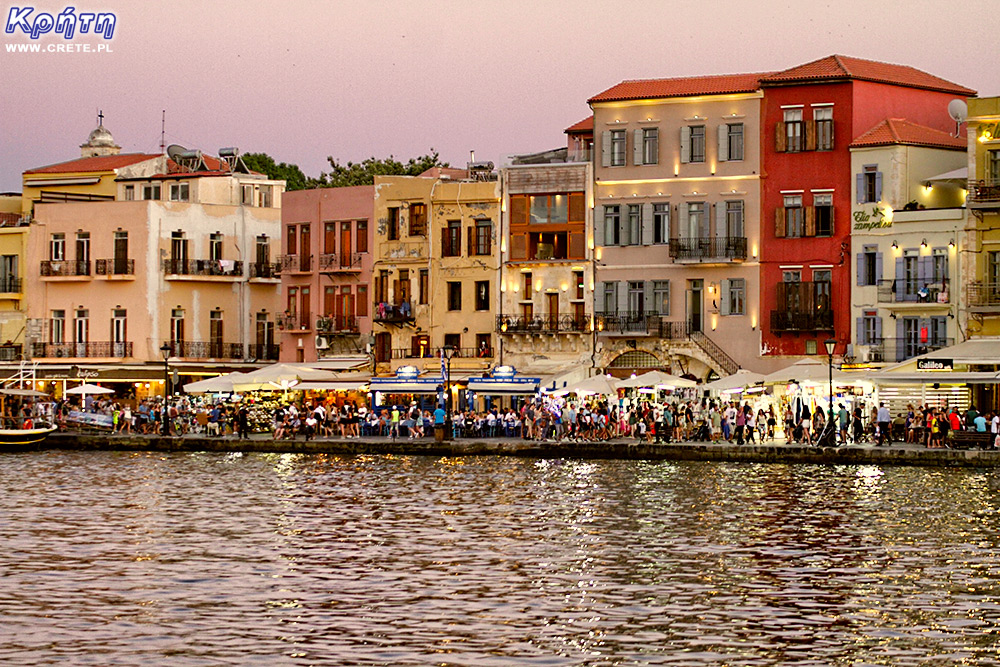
[{"x1": 466, "y1": 366, "x2": 540, "y2": 410}]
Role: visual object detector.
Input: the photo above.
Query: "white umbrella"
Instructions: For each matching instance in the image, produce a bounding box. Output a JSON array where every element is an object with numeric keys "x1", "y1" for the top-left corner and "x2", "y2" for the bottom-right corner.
[
  {"x1": 557, "y1": 374, "x2": 619, "y2": 398},
  {"x1": 761, "y1": 359, "x2": 853, "y2": 385},
  {"x1": 65, "y1": 383, "x2": 115, "y2": 395},
  {"x1": 615, "y1": 370, "x2": 697, "y2": 389},
  {"x1": 232, "y1": 363, "x2": 340, "y2": 392},
  {"x1": 705, "y1": 369, "x2": 767, "y2": 392},
  {"x1": 183, "y1": 372, "x2": 250, "y2": 394}
]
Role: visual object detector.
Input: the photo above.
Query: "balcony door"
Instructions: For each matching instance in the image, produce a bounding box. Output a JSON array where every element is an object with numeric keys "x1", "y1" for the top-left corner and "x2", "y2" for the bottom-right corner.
[
  {"x1": 111, "y1": 309, "x2": 127, "y2": 357},
  {"x1": 170, "y1": 309, "x2": 185, "y2": 357},
  {"x1": 340, "y1": 221, "x2": 352, "y2": 267},
  {"x1": 341, "y1": 287, "x2": 354, "y2": 331},
  {"x1": 686, "y1": 279, "x2": 703, "y2": 333},
  {"x1": 255, "y1": 312, "x2": 273, "y2": 358},
  {"x1": 0, "y1": 255, "x2": 17, "y2": 292},
  {"x1": 74, "y1": 309, "x2": 89, "y2": 357},
  {"x1": 210, "y1": 311, "x2": 223, "y2": 358},
  {"x1": 547, "y1": 293, "x2": 559, "y2": 322},
  {"x1": 113, "y1": 231, "x2": 128, "y2": 274}
]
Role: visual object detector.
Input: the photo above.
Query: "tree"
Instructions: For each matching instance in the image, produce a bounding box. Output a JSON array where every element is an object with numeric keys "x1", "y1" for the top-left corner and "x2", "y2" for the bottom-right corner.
[
  {"x1": 318, "y1": 151, "x2": 449, "y2": 188},
  {"x1": 241, "y1": 153, "x2": 312, "y2": 191}
]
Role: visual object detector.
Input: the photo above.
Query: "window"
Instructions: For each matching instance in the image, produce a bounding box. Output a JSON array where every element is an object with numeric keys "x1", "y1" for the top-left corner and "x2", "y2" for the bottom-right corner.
[
  {"x1": 988, "y1": 150, "x2": 1000, "y2": 183},
  {"x1": 142, "y1": 183, "x2": 160, "y2": 200},
  {"x1": 285, "y1": 225, "x2": 297, "y2": 256},
  {"x1": 932, "y1": 248, "x2": 948, "y2": 283},
  {"x1": 443, "y1": 220, "x2": 461, "y2": 257},
  {"x1": 858, "y1": 165, "x2": 882, "y2": 204},
  {"x1": 444, "y1": 333, "x2": 461, "y2": 350},
  {"x1": 419, "y1": 269, "x2": 429, "y2": 305},
  {"x1": 171, "y1": 231, "x2": 188, "y2": 262},
  {"x1": 805, "y1": 340, "x2": 817, "y2": 355},
  {"x1": 111, "y1": 309, "x2": 127, "y2": 346},
  {"x1": 653, "y1": 281, "x2": 670, "y2": 315},
  {"x1": 523, "y1": 272, "x2": 533, "y2": 299},
  {"x1": 784, "y1": 109, "x2": 803, "y2": 152},
  {"x1": 408, "y1": 203, "x2": 427, "y2": 236},
  {"x1": 860, "y1": 311, "x2": 881, "y2": 345},
  {"x1": 689, "y1": 125, "x2": 705, "y2": 163},
  {"x1": 259, "y1": 186, "x2": 272, "y2": 208},
  {"x1": 76, "y1": 232, "x2": 90, "y2": 262},
  {"x1": 641, "y1": 128, "x2": 658, "y2": 165},
  {"x1": 447, "y1": 282, "x2": 462, "y2": 310},
  {"x1": 74, "y1": 308, "x2": 89, "y2": 345},
  {"x1": 627, "y1": 204, "x2": 641, "y2": 246},
  {"x1": 784, "y1": 195, "x2": 803, "y2": 237},
  {"x1": 573, "y1": 271, "x2": 584, "y2": 300},
  {"x1": 603, "y1": 281, "x2": 617, "y2": 313},
  {"x1": 241, "y1": 185, "x2": 254, "y2": 205},
  {"x1": 604, "y1": 205, "x2": 621, "y2": 245},
  {"x1": 653, "y1": 203, "x2": 669, "y2": 244},
  {"x1": 123, "y1": 185, "x2": 134, "y2": 201},
  {"x1": 722, "y1": 278, "x2": 745, "y2": 315},
  {"x1": 687, "y1": 202, "x2": 707, "y2": 239},
  {"x1": 989, "y1": 251, "x2": 1000, "y2": 288},
  {"x1": 50, "y1": 310, "x2": 65, "y2": 344},
  {"x1": 476, "y1": 334, "x2": 492, "y2": 356},
  {"x1": 783, "y1": 270, "x2": 801, "y2": 283},
  {"x1": 356, "y1": 221, "x2": 368, "y2": 253},
  {"x1": 610, "y1": 129, "x2": 626, "y2": 166},
  {"x1": 530, "y1": 194, "x2": 568, "y2": 224},
  {"x1": 627, "y1": 281, "x2": 644, "y2": 314},
  {"x1": 387, "y1": 207, "x2": 400, "y2": 241},
  {"x1": 814, "y1": 193, "x2": 833, "y2": 237},
  {"x1": 210, "y1": 233, "x2": 223, "y2": 261},
  {"x1": 475, "y1": 281, "x2": 490, "y2": 311},
  {"x1": 727, "y1": 123, "x2": 744, "y2": 161},
  {"x1": 323, "y1": 222, "x2": 336, "y2": 254},
  {"x1": 171, "y1": 309, "x2": 185, "y2": 344},
  {"x1": 474, "y1": 220, "x2": 492, "y2": 255},
  {"x1": 169, "y1": 183, "x2": 189, "y2": 202},
  {"x1": 814, "y1": 107, "x2": 833, "y2": 150},
  {"x1": 813, "y1": 270, "x2": 832, "y2": 314},
  {"x1": 725, "y1": 201, "x2": 744, "y2": 238},
  {"x1": 50, "y1": 233, "x2": 65, "y2": 261},
  {"x1": 859, "y1": 245, "x2": 881, "y2": 286}
]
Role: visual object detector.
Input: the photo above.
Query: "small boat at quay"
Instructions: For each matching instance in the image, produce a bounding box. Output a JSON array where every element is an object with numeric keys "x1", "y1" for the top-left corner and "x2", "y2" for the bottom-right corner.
[
  {"x1": 0, "y1": 425, "x2": 57, "y2": 451},
  {"x1": 0, "y1": 387, "x2": 56, "y2": 451}
]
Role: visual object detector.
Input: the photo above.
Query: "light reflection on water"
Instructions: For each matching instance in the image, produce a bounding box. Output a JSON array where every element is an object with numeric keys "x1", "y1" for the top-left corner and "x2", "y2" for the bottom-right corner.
[{"x1": 0, "y1": 451, "x2": 998, "y2": 665}]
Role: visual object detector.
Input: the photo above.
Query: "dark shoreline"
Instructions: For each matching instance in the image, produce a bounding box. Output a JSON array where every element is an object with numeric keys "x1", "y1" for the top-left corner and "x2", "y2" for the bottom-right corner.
[{"x1": 20, "y1": 432, "x2": 1000, "y2": 467}]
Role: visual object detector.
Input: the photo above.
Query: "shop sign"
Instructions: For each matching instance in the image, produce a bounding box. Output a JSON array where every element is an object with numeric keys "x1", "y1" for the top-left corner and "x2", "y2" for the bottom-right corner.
[
  {"x1": 395, "y1": 365, "x2": 419, "y2": 379},
  {"x1": 917, "y1": 358, "x2": 953, "y2": 371},
  {"x1": 853, "y1": 205, "x2": 892, "y2": 231},
  {"x1": 491, "y1": 365, "x2": 516, "y2": 379}
]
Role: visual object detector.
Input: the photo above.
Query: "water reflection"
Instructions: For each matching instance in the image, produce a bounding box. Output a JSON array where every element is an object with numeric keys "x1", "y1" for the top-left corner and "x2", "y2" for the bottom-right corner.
[{"x1": 0, "y1": 452, "x2": 998, "y2": 665}]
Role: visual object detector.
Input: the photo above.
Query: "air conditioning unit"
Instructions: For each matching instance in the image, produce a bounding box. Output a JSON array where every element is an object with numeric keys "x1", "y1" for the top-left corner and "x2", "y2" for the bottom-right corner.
[
  {"x1": 315, "y1": 336, "x2": 329, "y2": 350},
  {"x1": 858, "y1": 346, "x2": 871, "y2": 363}
]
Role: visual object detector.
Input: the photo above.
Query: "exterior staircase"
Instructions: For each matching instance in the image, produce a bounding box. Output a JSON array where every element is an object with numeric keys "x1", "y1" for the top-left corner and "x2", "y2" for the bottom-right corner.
[{"x1": 690, "y1": 331, "x2": 740, "y2": 376}]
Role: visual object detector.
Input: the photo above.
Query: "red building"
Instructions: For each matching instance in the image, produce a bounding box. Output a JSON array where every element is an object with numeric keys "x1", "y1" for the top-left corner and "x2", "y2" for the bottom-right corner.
[{"x1": 759, "y1": 55, "x2": 974, "y2": 356}]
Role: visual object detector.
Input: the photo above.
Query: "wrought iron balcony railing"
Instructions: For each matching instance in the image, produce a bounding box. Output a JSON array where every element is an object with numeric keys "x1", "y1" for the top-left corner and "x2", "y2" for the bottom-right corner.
[
  {"x1": 968, "y1": 178, "x2": 1000, "y2": 208},
  {"x1": 95, "y1": 259, "x2": 135, "y2": 275},
  {"x1": 32, "y1": 341, "x2": 132, "y2": 358},
  {"x1": 391, "y1": 346, "x2": 493, "y2": 360},
  {"x1": 319, "y1": 252, "x2": 363, "y2": 271},
  {"x1": 865, "y1": 336, "x2": 955, "y2": 363},
  {"x1": 0, "y1": 279, "x2": 22, "y2": 293},
  {"x1": 41, "y1": 260, "x2": 90, "y2": 276},
  {"x1": 668, "y1": 237, "x2": 748, "y2": 261},
  {"x1": 277, "y1": 312, "x2": 312, "y2": 330},
  {"x1": 249, "y1": 343, "x2": 280, "y2": 361},
  {"x1": 249, "y1": 261, "x2": 282, "y2": 279},
  {"x1": 162, "y1": 259, "x2": 243, "y2": 277},
  {"x1": 967, "y1": 282, "x2": 1000, "y2": 308},
  {"x1": 167, "y1": 341, "x2": 243, "y2": 359},
  {"x1": 495, "y1": 314, "x2": 590, "y2": 334},
  {"x1": 770, "y1": 310, "x2": 835, "y2": 332},
  {"x1": 877, "y1": 279, "x2": 949, "y2": 304},
  {"x1": 316, "y1": 316, "x2": 359, "y2": 333},
  {"x1": 277, "y1": 254, "x2": 312, "y2": 273}
]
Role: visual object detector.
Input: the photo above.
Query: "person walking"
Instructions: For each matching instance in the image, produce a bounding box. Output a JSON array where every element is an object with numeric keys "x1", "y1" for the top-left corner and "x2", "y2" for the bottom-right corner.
[{"x1": 876, "y1": 402, "x2": 891, "y2": 446}]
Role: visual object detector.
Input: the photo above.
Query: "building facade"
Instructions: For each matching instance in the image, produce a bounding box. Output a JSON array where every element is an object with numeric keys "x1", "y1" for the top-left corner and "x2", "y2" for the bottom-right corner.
[
  {"x1": 966, "y1": 96, "x2": 1000, "y2": 338},
  {"x1": 279, "y1": 186, "x2": 373, "y2": 363},
  {"x1": 759, "y1": 55, "x2": 975, "y2": 358}
]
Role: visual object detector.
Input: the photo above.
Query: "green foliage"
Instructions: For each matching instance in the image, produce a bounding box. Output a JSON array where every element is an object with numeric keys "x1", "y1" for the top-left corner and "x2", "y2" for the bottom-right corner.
[
  {"x1": 318, "y1": 151, "x2": 449, "y2": 188},
  {"x1": 241, "y1": 153, "x2": 312, "y2": 191}
]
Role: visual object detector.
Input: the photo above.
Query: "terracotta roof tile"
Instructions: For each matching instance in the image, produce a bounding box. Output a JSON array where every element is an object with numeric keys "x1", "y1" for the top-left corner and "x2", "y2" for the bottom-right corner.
[
  {"x1": 762, "y1": 55, "x2": 975, "y2": 95},
  {"x1": 24, "y1": 153, "x2": 160, "y2": 175},
  {"x1": 564, "y1": 116, "x2": 593, "y2": 133},
  {"x1": 850, "y1": 118, "x2": 967, "y2": 150},
  {"x1": 589, "y1": 73, "x2": 767, "y2": 103}
]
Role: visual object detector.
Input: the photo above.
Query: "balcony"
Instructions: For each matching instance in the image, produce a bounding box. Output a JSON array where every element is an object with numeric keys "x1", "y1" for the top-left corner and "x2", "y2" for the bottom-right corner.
[
  {"x1": 867, "y1": 337, "x2": 954, "y2": 364},
  {"x1": 162, "y1": 259, "x2": 243, "y2": 278},
  {"x1": 592, "y1": 313, "x2": 692, "y2": 338},
  {"x1": 0, "y1": 278, "x2": 22, "y2": 294},
  {"x1": 374, "y1": 302, "x2": 414, "y2": 325},
  {"x1": 968, "y1": 179, "x2": 1000, "y2": 209},
  {"x1": 496, "y1": 314, "x2": 590, "y2": 334},
  {"x1": 0, "y1": 344, "x2": 22, "y2": 361},
  {"x1": 249, "y1": 261, "x2": 282, "y2": 279},
  {"x1": 95, "y1": 259, "x2": 135, "y2": 276},
  {"x1": 770, "y1": 310, "x2": 834, "y2": 333},
  {"x1": 277, "y1": 312, "x2": 312, "y2": 331},
  {"x1": 391, "y1": 346, "x2": 493, "y2": 360},
  {"x1": 316, "y1": 315, "x2": 359, "y2": 334},
  {"x1": 877, "y1": 279, "x2": 950, "y2": 305},
  {"x1": 40, "y1": 259, "x2": 90, "y2": 277},
  {"x1": 668, "y1": 237, "x2": 747, "y2": 262},
  {"x1": 167, "y1": 341, "x2": 243, "y2": 360},
  {"x1": 249, "y1": 343, "x2": 280, "y2": 361},
  {"x1": 319, "y1": 252, "x2": 362, "y2": 272},
  {"x1": 379, "y1": 240, "x2": 426, "y2": 260},
  {"x1": 32, "y1": 341, "x2": 132, "y2": 358},
  {"x1": 967, "y1": 282, "x2": 1000, "y2": 312},
  {"x1": 277, "y1": 254, "x2": 312, "y2": 274}
]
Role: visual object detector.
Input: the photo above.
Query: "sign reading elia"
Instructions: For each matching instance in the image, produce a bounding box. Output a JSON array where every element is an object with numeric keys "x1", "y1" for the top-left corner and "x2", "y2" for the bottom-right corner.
[
  {"x1": 917, "y1": 358, "x2": 953, "y2": 371},
  {"x1": 853, "y1": 205, "x2": 893, "y2": 231}
]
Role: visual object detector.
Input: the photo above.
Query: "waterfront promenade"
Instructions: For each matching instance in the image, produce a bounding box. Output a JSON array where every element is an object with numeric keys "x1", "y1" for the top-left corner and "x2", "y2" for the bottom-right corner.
[{"x1": 41, "y1": 430, "x2": 1000, "y2": 467}]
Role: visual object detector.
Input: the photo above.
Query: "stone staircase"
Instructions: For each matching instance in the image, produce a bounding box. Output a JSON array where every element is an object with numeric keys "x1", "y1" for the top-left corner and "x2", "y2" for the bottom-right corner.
[{"x1": 690, "y1": 331, "x2": 740, "y2": 376}]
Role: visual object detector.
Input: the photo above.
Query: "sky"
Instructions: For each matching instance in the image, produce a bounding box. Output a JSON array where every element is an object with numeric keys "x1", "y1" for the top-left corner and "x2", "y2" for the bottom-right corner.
[{"x1": 2, "y1": 0, "x2": 998, "y2": 191}]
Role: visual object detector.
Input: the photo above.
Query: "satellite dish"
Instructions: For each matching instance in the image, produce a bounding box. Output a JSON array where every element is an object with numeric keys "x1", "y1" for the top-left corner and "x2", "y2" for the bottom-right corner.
[
  {"x1": 948, "y1": 99, "x2": 968, "y2": 124},
  {"x1": 166, "y1": 144, "x2": 187, "y2": 161}
]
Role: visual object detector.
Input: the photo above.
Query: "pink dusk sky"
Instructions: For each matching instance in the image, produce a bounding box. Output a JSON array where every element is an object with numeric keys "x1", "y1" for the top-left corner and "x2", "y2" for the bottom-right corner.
[{"x1": 2, "y1": 0, "x2": 998, "y2": 191}]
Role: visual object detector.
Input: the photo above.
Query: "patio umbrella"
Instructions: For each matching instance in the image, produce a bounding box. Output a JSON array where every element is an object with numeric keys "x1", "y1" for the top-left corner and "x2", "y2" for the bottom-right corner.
[
  {"x1": 231, "y1": 363, "x2": 340, "y2": 393},
  {"x1": 704, "y1": 369, "x2": 767, "y2": 392},
  {"x1": 183, "y1": 372, "x2": 250, "y2": 394},
  {"x1": 0, "y1": 388, "x2": 51, "y2": 398},
  {"x1": 761, "y1": 359, "x2": 854, "y2": 385},
  {"x1": 615, "y1": 370, "x2": 697, "y2": 390},
  {"x1": 557, "y1": 374, "x2": 619, "y2": 398},
  {"x1": 65, "y1": 383, "x2": 115, "y2": 395}
]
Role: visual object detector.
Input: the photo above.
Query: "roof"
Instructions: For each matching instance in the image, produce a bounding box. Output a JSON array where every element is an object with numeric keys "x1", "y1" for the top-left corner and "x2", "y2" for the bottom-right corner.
[
  {"x1": 564, "y1": 116, "x2": 593, "y2": 134},
  {"x1": 23, "y1": 153, "x2": 160, "y2": 175},
  {"x1": 761, "y1": 55, "x2": 975, "y2": 95},
  {"x1": 850, "y1": 118, "x2": 967, "y2": 150},
  {"x1": 418, "y1": 166, "x2": 469, "y2": 179},
  {"x1": 589, "y1": 72, "x2": 767, "y2": 103},
  {"x1": 881, "y1": 337, "x2": 1000, "y2": 370}
]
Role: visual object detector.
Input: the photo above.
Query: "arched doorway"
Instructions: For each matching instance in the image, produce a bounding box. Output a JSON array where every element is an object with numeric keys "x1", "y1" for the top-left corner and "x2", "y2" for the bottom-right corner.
[{"x1": 606, "y1": 350, "x2": 662, "y2": 379}]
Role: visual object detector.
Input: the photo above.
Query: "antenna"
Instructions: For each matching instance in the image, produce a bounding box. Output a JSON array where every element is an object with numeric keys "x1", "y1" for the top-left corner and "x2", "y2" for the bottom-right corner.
[
  {"x1": 166, "y1": 144, "x2": 187, "y2": 163},
  {"x1": 160, "y1": 110, "x2": 166, "y2": 153},
  {"x1": 948, "y1": 99, "x2": 968, "y2": 135}
]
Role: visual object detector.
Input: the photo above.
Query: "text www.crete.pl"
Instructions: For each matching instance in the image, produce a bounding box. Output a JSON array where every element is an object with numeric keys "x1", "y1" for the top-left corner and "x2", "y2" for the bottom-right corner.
[{"x1": 5, "y1": 42, "x2": 112, "y2": 53}]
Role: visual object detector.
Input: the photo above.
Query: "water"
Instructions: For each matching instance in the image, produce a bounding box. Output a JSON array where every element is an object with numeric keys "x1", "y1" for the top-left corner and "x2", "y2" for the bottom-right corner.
[{"x1": 1, "y1": 452, "x2": 998, "y2": 666}]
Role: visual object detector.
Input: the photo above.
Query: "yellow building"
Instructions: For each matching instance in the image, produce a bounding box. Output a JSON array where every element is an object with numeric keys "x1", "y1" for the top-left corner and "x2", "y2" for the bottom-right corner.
[
  {"x1": 370, "y1": 168, "x2": 499, "y2": 403},
  {"x1": 966, "y1": 96, "x2": 1000, "y2": 336}
]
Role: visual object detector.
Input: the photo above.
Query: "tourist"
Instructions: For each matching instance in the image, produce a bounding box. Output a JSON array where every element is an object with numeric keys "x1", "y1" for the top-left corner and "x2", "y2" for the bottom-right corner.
[
  {"x1": 800, "y1": 404, "x2": 813, "y2": 446},
  {"x1": 974, "y1": 411, "x2": 988, "y2": 433},
  {"x1": 876, "y1": 403, "x2": 891, "y2": 446}
]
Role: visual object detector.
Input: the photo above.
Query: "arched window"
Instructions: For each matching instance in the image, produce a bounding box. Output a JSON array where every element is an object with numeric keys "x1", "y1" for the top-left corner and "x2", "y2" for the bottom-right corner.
[{"x1": 607, "y1": 350, "x2": 661, "y2": 369}]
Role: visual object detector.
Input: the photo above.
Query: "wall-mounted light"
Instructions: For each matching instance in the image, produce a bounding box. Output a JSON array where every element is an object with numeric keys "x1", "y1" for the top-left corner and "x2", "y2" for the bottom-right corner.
[
  {"x1": 921, "y1": 238, "x2": 928, "y2": 248},
  {"x1": 891, "y1": 240, "x2": 898, "y2": 249},
  {"x1": 890, "y1": 312, "x2": 897, "y2": 319},
  {"x1": 949, "y1": 238, "x2": 956, "y2": 248},
  {"x1": 948, "y1": 310, "x2": 955, "y2": 320}
]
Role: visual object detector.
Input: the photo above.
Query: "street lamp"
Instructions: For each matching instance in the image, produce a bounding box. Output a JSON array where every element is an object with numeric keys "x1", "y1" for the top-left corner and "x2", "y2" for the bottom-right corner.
[
  {"x1": 824, "y1": 338, "x2": 836, "y2": 446},
  {"x1": 159, "y1": 342, "x2": 171, "y2": 436},
  {"x1": 441, "y1": 345, "x2": 456, "y2": 438}
]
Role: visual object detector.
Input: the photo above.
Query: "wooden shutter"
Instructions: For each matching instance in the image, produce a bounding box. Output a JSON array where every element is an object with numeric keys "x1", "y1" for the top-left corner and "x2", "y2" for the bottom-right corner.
[
  {"x1": 718, "y1": 124, "x2": 729, "y2": 162},
  {"x1": 680, "y1": 126, "x2": 691, "y2": 164},
  {"x1": 568, "y1": 231, "x2": 585, "y2": 259},
  {"x1": 641, "y1": 203, "x2": 653, "y2": 245},
  {"x1": 805, "y1": 207, "x2": 816, "y2": 237},
  {"x1": 720, "y1": 280, "x2": 731, "y2": 315},
  {"x1": 774, "y1": 207, "x2": 786, "y2": 238},
  {"x1": 633, "y1": 129, "x2": 643, "y2": 165},
  {"x1": 568, "y1": 193, "x2": 585, "y2": 222},
  {"x1": 594, "y1": 206, "x2": 605, "y2": 247},
  {"x1": 510, "y1": 195, "x2": 526, "y2": 225},
  {"x1": 805, "y1": 120, "x2": 817, "y2": 151},
  {"x1": 775, "y1": 122, "x2": 786, "y2": 152},
  {"x1": 511, "y1": 233, "x2": 526, "y2": 260},
  {"x1": 467, "y1": 226, "x2": 474, "y2": 257},
  {"x1": 601, "y1": 131, "x2": 611, "y2": 167},
  {"x1": 828, "y1": 122, "x2": 835, "y2": 150},
  {"x1": 874, "y1": 315, "x2": 882, "y2": 342}
]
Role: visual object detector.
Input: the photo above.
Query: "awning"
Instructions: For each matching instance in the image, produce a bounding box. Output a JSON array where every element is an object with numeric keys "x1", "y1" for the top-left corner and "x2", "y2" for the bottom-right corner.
[
  {"x1": 297, "y1": 379, "x2": 370, "y2": 392},
  {"x1": 467, "y1": 378, "x2": 539, "y2": 395},
  {"x1": 369, "y1": 380, "x2": 442, "y2": 394},
  {"x1": 924, "y1": 166, "x2": 967, "y2": 183},
  {"x1": 879, "y1": 338, "x2": 1000, "y2": 372},
  {"x1": 872, "y1": 371, "x2": 999, "y2": 384},
  {"x1": 310, "y1": 357, "x2": 370, "y2": 371}
]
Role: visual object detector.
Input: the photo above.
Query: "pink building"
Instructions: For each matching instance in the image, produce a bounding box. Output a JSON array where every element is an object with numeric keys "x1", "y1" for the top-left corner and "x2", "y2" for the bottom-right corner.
[{"x1": 279, "y1": 186, "x2": 374, "y2": 363}]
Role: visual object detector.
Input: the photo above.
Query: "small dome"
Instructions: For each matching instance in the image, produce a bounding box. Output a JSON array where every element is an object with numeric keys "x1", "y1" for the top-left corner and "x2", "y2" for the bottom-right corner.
[
  {"x1": 79, "y1": 116, "x2": 121, "y2": 157},
  {"x1": 86, "y1": 124, "x2": 116, "y2": 147}
]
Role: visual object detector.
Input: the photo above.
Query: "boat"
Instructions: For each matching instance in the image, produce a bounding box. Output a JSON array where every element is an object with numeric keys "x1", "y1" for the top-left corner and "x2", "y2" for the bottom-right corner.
[
  {"x1": 0, "y1": 425, "x2": 57, "y2": 451},
  {"x1": 0, "y1": 387, "x2": 57, "y2": 451}
]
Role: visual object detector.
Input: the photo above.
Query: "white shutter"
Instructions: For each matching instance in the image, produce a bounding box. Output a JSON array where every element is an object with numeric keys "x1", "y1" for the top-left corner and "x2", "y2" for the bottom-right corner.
[
  {"x1": 617, "y1": 281, "x2": 628, "y2": 315},
  {"x1": 594, "y1": 206, "x2": 605, "y2": 246},
  {"x1": 718, "y1": 124, "x2": 729, "y2": 162},
  {"x1": 643, "y1": 281, "x2": 653, "y2": 314},
  {"x1": 663, "y1": 281, "x2": 671, "y2": 316},
  {"x1": 680, "y1": 126, "x2": 691, "y2": 164},
  {"x1": 633, "y1": 129, "x2": 643, "y2": 166},
  {"x1": 715, "y1": 202, "x2": 726, "y2": 238},
  {"x1": 720, "y1": 279, "x2": 731, "y2": 315},
  {"x1": 601, "y1": 131, "x2": 611, "y2": 167},
  {"x1": 641, "y1": 203, "x2": 653, "y2": 245}
]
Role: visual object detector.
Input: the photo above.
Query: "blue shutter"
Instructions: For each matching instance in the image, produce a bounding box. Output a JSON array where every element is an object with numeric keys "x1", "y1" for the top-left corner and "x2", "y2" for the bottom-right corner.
[
  {"x1": 856, "y1": 252, "x2": 865, "y2": 286},
  {"x1": 856, "y1": 316, "x2": 864, "y2": 343},
  {"x1": 874, "y1": 316, "x2": 882, "y2": 343},
  {"x1": 875, "y1": 171, "x2": 883, "y2": 201},
  {"x1": 875, "y1": 252, "x2": 883, "y2": 283},
  {"x1": 856, "y1": 173, "x2": 865, "y2": 203},
  {"x1": 918, "y1": 256, "x2": 932, "y2": 283},
  {"x1": 896, "y1": 317, "x2": 905, "y2": 362},
  {"x1": 895, "y1": 258, "x2": 904, "y2": 297}
]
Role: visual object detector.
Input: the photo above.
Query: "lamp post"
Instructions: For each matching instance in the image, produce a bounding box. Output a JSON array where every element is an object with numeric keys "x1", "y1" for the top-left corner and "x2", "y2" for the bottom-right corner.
[
  {"x1": 159, "y1": 342, "x2": 171, "y2": 436},
  {"x1": 441, "y1": 345, "x2": 456, "y2": 438},
  {"x1": 824, "y1": 338, "x2": 836, "y2": 446}
]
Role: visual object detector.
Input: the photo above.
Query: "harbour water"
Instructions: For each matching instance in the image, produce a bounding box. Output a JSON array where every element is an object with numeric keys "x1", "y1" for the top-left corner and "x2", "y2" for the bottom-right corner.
[{"x1": 1, "y1": 451, "x2": 998, "y2": 665}]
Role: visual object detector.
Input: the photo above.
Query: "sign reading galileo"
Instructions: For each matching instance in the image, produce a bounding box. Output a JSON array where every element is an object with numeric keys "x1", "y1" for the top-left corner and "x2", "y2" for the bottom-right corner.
[
  {"x1": 853, "y1": 205, "x2": 893, "y2": 231},
  {"x1": 917, "y1": 358, "x2": 953, "y2": 371}
]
